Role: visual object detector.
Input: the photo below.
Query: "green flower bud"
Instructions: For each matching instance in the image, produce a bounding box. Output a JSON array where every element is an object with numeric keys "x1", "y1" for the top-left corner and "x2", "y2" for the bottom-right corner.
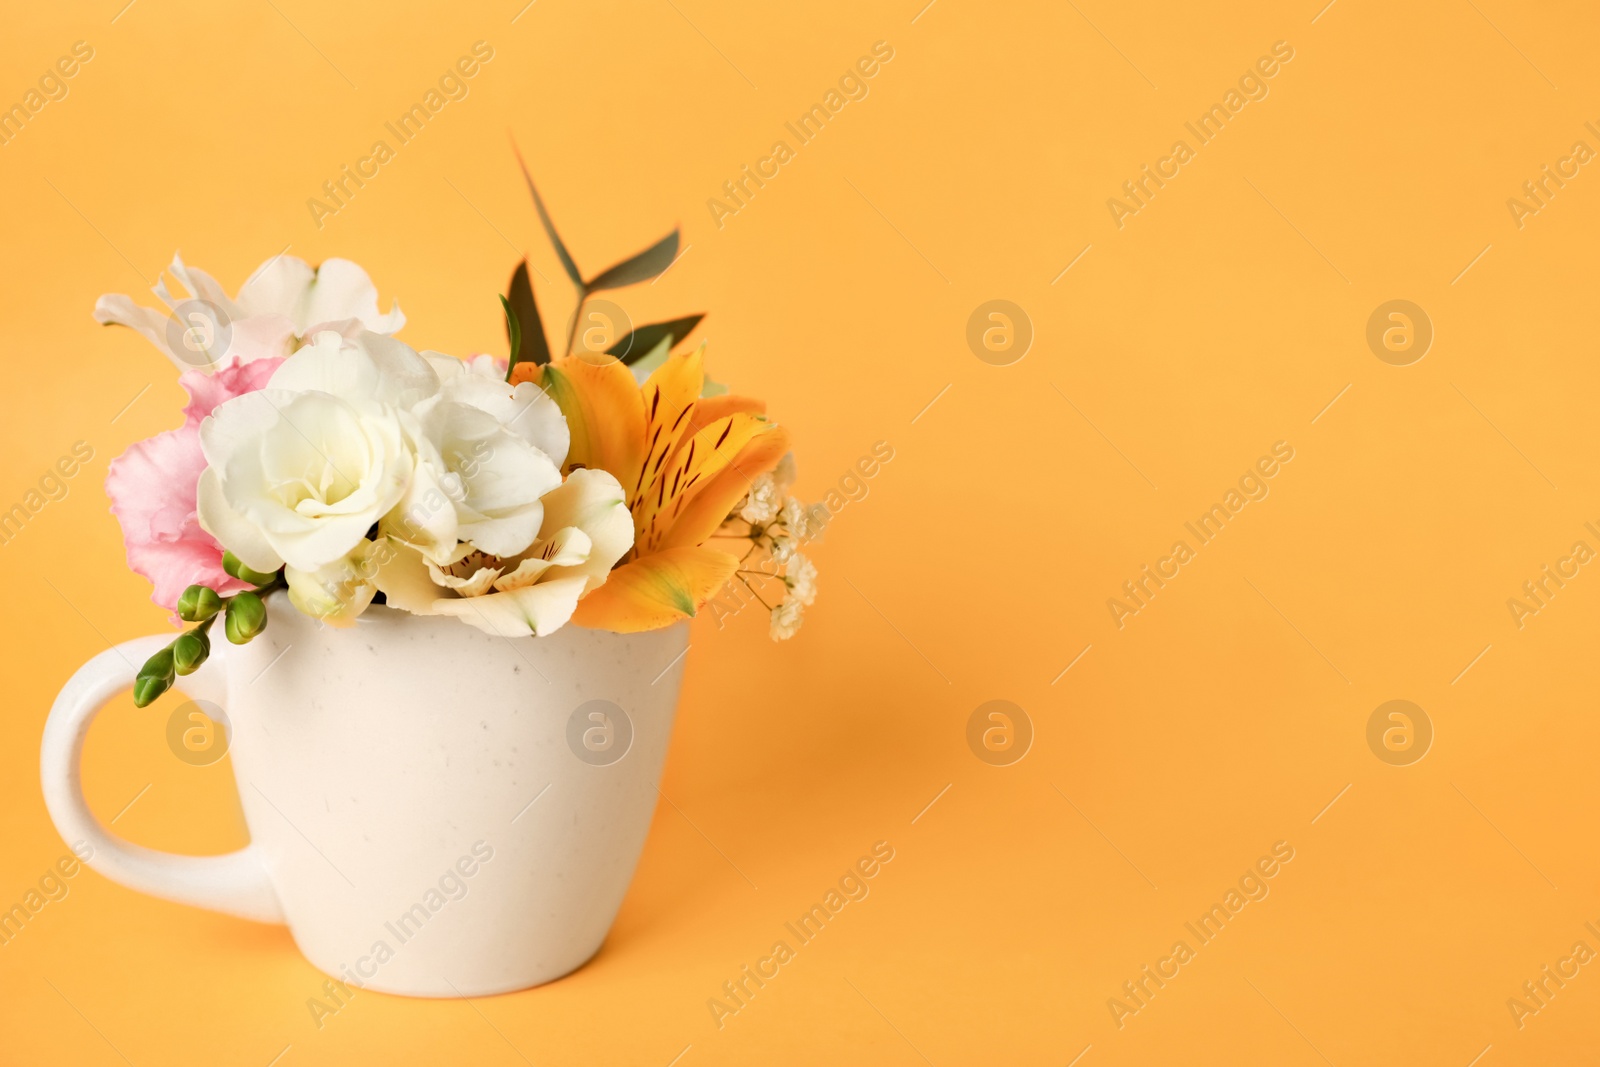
[
  {"x1": 224, "y1": 591, "x2": 268, "y2": 645},
  {"x1": 133, "y1": 647, "x2": 176, "y2": 708},
  {"x1": 222, "y1": 551, "x2": 279, "y2": 586},
  {"x1": 177, "y1": 584, "x2": 223, "y2": 622},
  {"x1": 172, "y1": 628, "x2": 211, "y2": 676}
]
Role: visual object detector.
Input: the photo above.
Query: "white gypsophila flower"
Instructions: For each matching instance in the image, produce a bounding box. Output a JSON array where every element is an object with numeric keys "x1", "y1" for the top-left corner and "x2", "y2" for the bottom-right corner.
[
  {"x1": 770, "y1": 535, "x2": 797, "y2": 564},
  {"x1": 784, "y1": 553, "x2": 818, "y2": 607},
  {"x1": 801, "y1": 502, "x2": 831, "y2": 542},
  {"x1": 773, "y1": 452, "x2": 796, "y2": 490},
  {"x1": 738, "y1": 473, "x2": 781, "y2": 525},
  {"x1": 197, "y1": 331, "x2": 431, "y2": 574},
  {"x1": 95, "y1": 253, "x2": 404, "y2": 373},
  {"x1": 769, "y1": 598, "x2": 804, "y2": 641}
]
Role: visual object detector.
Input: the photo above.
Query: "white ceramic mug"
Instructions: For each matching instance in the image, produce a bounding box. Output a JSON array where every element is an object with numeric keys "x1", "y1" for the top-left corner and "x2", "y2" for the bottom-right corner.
[{"x1": 41, "y1": 600, "x2": 689, "y2": 997}]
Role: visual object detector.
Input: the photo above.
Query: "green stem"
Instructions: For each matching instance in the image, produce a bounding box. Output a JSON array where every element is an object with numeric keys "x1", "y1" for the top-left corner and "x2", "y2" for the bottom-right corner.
[
  {"x1": 737, "y1": 574, "x2": 774, "y2": 611},
  {"x1": 564, "y1": 290, "x2": 588, "y2": 358}
]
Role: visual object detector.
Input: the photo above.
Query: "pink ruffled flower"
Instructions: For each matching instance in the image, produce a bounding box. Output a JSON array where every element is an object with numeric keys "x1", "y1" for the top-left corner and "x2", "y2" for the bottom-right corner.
[{"x1": 107, "y1": 357, "x2": 283, "y2": 611}]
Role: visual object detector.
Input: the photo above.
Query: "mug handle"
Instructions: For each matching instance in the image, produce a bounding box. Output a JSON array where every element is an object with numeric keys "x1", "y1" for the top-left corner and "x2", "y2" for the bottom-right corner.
[{"x1": 40, "y1": 634, "x2": 285, "y2": 924}]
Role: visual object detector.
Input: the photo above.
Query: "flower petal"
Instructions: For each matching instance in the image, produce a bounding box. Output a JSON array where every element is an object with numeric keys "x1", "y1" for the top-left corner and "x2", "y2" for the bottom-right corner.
[
  {"x1": 181, "y1": 357, "x2": 285, "y2": 426},
  {"x1": 196, "y1": 467, "x2": 283, "y2": 573},
  {"x1": 674, "y1": 394, "x2": 766, "y2": 449},
  {"x1": 156, "y1": 252, "x2": 237, "y2": 313},
  {"x1": 373, "y1": 539, "x2": 443, "y2": 615},
  {"x1": 538, "y1": 353, "x2": 646, "y2": 490},
  {"x1": 285, "y1": 541, "x2": 380, "y2": 626},
  {"x1": 635, "y1": 413, "x2": 774, "y2": 554},
  {"x1": 93, "y1": 294, "x2": 183, "y2": 369},
  {"x1": 657, "y1": 425, "x2": 791, "y2": 553},
  {"x1": 431, "y1": 365, "x2": 570, "y2": 470},
  {"x1": 630, "y1": 347, "x2": 705, "y2": 509},
  {"x1": 493, "y1": 527, "x2": 592, "y2": 591},
  {"x1": 300, "y1": 258, "x2": 406, "y2": 334},
  {"x1": 432, "y1": 576, "x2": 587, "y2": 637},
  {"x1": 381, "y1": 439, "x2": 459, "y2": 562},
  {"x1": 106, "y1": 428, "x2": 254, "y2": 609},
  {"x1": 535, "y1": 468, "x2": 635, "y2": 593},
  {"x1": 427, "y1": 557, "x2": 502, "y2": 596},
  {"x1": 570, "y1": 546, "x2": 737, "y2": 633},
  {"x1": 219, "y1": 314, "x2": 299, "y2": 365},
  {"x1": 236, "y1": 255, "x2": 404, "y2": 336},
  {"x1": 233, "y1": 255, "x2": 316, "y2": 323},
  {"x1": 269, "y1": 331, "x2": 438, "y2": 410}
]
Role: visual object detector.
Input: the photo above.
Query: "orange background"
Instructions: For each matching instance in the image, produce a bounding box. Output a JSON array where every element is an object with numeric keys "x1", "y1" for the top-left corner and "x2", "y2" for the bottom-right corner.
[{"x1": 4, "y1": 0, "x2": 1600, "y2": 1063}]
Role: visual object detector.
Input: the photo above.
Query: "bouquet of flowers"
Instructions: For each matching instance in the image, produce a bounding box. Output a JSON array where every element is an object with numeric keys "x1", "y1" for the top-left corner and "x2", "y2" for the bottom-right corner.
[{"x1": 96, "y1": 159, "x2": 820, "y2": 707}]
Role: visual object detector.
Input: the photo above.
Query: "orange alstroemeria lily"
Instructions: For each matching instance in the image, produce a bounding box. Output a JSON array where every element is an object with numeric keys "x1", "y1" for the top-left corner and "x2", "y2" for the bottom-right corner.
[{"x1": 512, "y1": 347, "x2": 789, "y2": 632}]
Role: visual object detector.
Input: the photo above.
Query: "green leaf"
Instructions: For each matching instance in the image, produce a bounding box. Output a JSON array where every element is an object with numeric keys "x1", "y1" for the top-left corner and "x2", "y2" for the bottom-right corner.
[
  {"x1": 499, "y1": 295, "x2": 521, "y2": 372},
  {"x1": 622, "y1": 334, "x2": 675, "y2": 380},
  {"x1": 513, "y1": 147, "x2": 584, "y2": 291},
  {"x1": 584, "y1": 229, "x2": 681, "y2": 292},
  {"x1": 607, "y1": 314, "x2": 705, "y2": 364},
  {"x1": 503, "y1": 260, "x2": 551, "y2": 372}
]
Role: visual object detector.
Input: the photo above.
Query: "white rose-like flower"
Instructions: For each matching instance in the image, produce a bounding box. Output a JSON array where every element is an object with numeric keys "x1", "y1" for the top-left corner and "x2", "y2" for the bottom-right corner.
[
  {"x1": 385, "y1": 397, "x2": 563, "y2": 562},
  {"x1": 425, "y1": 354, "x2": 569, "y2": 464},
  {"x1": 382, "y1": 356, "x2": 571, "y2": 562},
  {"x1": 271, "y1": 330, "x2": 439, "y2": 410},
  {"x1": 196, "y1": 331, "x2": 432, "y2": 573}
]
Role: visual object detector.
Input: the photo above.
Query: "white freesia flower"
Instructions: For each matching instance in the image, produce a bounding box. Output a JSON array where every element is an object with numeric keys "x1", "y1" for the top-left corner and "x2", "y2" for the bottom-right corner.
[
  {"x1": 95, "y1": 252, "x2": 404, "y2": 373},
  {"x1": 375, "y1": 468, "x2": 634, "y2": 637},
  {"x1": 285, "y1": 540, "x2": 383, "y2": 625},
  {"x1": 196, "y1": 331, "x2": 431, "y2": 573},
  {"x1": 234, "y1": 256, "x2": 404, "y2": 337}
]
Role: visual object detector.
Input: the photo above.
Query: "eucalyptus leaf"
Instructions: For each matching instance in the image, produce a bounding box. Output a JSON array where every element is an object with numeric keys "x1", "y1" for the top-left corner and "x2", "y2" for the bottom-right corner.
[
  {"x1": 607, "y1": 313, "x2": 705, "y2": 364},
  {"x1": 513, "y1": 148, "x2": 584, "y2": 291},
  {"x1": 624, "y1": 334, "x2": 676, "y2": 380},
  {"x1": 584, "y1": 229, "x2": 680, "y2": 292},
  {"x1": 503, "y1": 260, "x2": 551, "y2": 371}
]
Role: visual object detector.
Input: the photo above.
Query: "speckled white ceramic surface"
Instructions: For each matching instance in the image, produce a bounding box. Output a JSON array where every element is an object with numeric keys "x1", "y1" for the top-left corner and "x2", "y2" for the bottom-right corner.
[{"x1": 42, "y1": 599, "x2": 691, "y2": 996}]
